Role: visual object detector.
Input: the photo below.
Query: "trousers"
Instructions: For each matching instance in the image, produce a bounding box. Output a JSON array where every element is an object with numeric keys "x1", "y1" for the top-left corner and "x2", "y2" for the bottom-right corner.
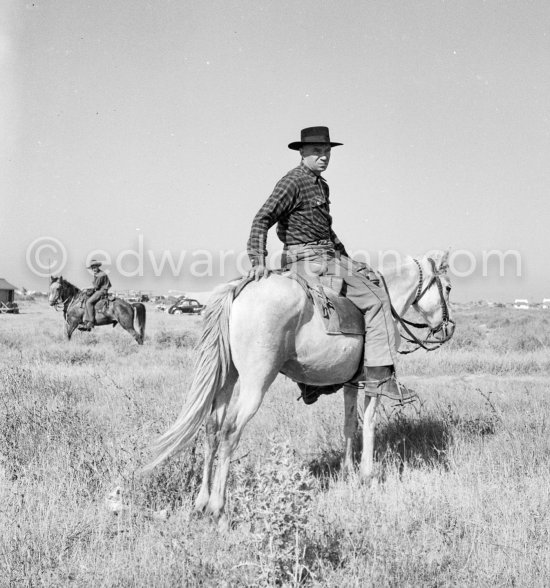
[
  {"x1": 283, "y1": 242, "x2": 398, "y2": 367},
  {"x1": 84, "y1": 290, "x2": 106, "y2": 324}
]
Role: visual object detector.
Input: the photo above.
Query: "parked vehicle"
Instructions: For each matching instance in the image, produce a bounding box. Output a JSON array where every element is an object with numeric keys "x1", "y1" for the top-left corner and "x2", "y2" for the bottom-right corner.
[{"x1": 167, "y1": 298, "x2": 205, "y2": 315}]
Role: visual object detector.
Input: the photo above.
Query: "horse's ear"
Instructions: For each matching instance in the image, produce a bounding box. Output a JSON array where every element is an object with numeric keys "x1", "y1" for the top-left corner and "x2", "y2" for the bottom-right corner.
[
  {"x1": 50, "y1": 276, "x2": 55, "y2": 283},
  {"x1": 439, "y1": 250, "x2": 450, "y2": 272}
]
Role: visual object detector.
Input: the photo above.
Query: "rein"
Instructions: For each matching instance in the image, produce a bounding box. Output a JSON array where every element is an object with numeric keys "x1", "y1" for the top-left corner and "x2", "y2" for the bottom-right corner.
[
  {"x1": 51, "y1": 280, "x2": 81, "y2": 316},
  {"x1": 385, "y1": 258, "x2": 454, "y2": 354}
]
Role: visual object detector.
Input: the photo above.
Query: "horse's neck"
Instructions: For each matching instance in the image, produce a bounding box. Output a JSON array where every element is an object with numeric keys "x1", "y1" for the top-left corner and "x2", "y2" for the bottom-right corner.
[
  {"x1": 62, "y1": 282, "x2": 80, "y2": 303},
  {"x1": 382, "y1": 259, "x2": 420, "y2": 317}
]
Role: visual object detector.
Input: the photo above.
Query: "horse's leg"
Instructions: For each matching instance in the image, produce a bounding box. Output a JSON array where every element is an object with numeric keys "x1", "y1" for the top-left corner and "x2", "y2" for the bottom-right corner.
[
  {"x1": 122, "y1": 324, "x2": 143, "y2": 344},
  {"x1": 359, "y1": 394, "x2": 380, "y2": 484},
  {"x1": 343, "y1": 384, "x2": 359, "y2": 475},
  {"x1": 114, "y1": 308, "x2": 143, "y2": 344},
  {"x1": 131, "y1": 328, "x2": 143, "y2": 345},
  {"x1": 207, "y1": 366, "x2": 279, "y2": 525},
  {"x1": 66, "y1": 318, "x2": 79, "y2": 340},
  {"x1": 194, "y1": 367, "x2": 238, "y2": 514},
  {"x1": 132, "y1": 303, "x2": 146, "y2": 344}
]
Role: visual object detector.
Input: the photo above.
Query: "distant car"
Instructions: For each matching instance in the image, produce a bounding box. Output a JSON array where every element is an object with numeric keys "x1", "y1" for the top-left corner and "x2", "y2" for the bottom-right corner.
[{"x1": 167, "y1": 298, "x2": 205, "y2": 315}]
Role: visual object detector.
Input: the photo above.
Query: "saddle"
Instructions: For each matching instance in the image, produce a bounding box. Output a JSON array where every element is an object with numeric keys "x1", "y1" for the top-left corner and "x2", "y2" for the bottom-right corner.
[
  {"x1": 95, "y1": 297, "x2": 112, "y2": 314},
  {"x1": 79, "y1": 290, "x2": 115, "y2": 313}
]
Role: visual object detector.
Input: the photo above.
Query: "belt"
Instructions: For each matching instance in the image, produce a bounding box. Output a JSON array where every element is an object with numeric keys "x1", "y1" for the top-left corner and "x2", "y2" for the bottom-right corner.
[
  {"x1": 283, "y1": 241, "x2": 336, "y2": 266},
  {"x1": 285, "y1": 239, "x2": 334, "y2": 252}
]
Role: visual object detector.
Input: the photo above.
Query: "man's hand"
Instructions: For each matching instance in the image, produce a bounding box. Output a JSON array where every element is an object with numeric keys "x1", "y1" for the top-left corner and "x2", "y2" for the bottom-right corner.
[{"x1": 247, "y1": 262, "x2": 269, "y2": 281}]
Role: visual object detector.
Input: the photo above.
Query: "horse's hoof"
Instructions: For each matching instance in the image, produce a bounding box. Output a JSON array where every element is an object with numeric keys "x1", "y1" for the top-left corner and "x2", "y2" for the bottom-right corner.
[
  {"x1": 341, "y1": 463, "x2": 354, "y2": 481},
  {"x1": 359, "y1": 473, "x2": 377, "y2": 488},
  {"x1": 194, "y1": 491, "x2": 210, "y2": 515},
  {"x1": 193, "y1": 501, "x2": 208, "y2": 517},
  {"x1": 217, "y1": 515, "x2": 229, "y2": 534},
  {"x1": 344, "y1": 468, "x2": 358, "y2": 482}
]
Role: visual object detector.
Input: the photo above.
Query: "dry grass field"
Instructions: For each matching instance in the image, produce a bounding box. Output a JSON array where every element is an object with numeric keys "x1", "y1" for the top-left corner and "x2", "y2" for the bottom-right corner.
[{"x1": 1, "y1": 299, "x2": 550, "y2": 586}]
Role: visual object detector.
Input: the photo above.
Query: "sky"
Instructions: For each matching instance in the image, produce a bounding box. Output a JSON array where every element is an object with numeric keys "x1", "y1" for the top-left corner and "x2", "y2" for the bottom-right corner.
[{"x1": 1, "y1": 0, "x2": 549, "y2": 302}]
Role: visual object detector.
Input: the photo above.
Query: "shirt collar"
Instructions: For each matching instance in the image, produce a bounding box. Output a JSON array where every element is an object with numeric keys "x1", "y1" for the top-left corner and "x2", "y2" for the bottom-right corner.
[{"x1": 298, "y1": 163, "x2": 325, "y2": 181}]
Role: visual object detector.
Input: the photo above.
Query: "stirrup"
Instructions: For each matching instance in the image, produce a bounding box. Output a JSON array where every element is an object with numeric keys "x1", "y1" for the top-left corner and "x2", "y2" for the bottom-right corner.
[
  {"x1": 387, "y1": 378, "x2": 418, "y2": 406},
  {"x1": 345, "y1": 381, "x2": 365, "y2": 389},
  {"x1": 362, "y1": 374, "x2": 418, "y2": 405}
]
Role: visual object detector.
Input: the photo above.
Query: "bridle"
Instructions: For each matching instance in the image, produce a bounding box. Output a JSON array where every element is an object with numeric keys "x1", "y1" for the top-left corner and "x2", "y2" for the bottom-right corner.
[
  {"x1": 390, "y1": 257, "x2": 455, "y2": 354},
  {"x1": 50, "y1": 279, "x2": 78, "y2": 314}
]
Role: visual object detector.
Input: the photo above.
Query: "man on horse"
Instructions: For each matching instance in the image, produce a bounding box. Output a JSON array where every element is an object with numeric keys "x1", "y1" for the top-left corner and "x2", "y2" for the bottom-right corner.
[
  {"x1": 247, "y1": 126, "x2": 414, "y2": 404},
  {"x1": 82, "y1": 260, "x2": 111, "y2": 330}
]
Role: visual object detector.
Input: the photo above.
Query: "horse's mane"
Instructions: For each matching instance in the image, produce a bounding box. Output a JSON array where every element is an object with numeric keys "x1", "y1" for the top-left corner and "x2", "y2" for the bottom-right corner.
[
  {"x1": 378, "y1": 255, "x2": 416, "y2": 280},
  {"x1": 380, "y1": 251, "x2": 448, "y2": 278},
  {"x1": 52, "y1": 276, "x2": 81, "y2": 294}
]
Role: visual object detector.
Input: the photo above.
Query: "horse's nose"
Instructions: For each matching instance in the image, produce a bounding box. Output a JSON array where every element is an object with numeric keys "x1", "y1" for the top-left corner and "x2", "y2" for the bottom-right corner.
[{"x1": 443, "y1": 320, "x2": 456, "y2": 340}]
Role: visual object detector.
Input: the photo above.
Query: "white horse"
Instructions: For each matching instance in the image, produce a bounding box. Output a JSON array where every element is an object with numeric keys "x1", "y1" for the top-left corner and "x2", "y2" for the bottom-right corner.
[{"x1": 146, "y1": 251, "x2": 454, "y2": 522}]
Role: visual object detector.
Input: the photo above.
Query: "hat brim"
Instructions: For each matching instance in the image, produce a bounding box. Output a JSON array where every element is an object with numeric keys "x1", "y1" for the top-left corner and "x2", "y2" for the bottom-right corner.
[
  {"x1": 288, "y1": 141, "x2": 343, "y2": 151},
  {"x1": 87, "y1": 264, "x2": 101, "y2": 269}
]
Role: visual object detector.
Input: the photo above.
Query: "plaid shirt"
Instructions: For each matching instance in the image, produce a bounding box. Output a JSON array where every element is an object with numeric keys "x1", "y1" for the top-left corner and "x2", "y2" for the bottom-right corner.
[
  {"x1": 92, "y1": 271, "x2": 111, "y2": 291},
  {"x1": 247, "y1": 164, "x2": 348, "y2": 266}
]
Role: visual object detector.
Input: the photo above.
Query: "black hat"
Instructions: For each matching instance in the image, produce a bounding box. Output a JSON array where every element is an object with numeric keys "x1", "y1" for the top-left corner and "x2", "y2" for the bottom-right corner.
[{"x1": 288, "y1": 126, "x2": 343, "y2": 151}]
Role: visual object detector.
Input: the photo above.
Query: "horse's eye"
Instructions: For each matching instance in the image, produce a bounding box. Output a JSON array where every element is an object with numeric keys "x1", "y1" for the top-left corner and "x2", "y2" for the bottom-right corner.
[{"x1": 446, "y1": 285, "x2": 452, "y2": 293}]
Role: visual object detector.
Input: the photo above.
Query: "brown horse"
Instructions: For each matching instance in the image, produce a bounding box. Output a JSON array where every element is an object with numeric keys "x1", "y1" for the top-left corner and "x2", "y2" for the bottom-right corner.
[{"x1": 48, "y1": 276, "x2": 146, "y2": 344}]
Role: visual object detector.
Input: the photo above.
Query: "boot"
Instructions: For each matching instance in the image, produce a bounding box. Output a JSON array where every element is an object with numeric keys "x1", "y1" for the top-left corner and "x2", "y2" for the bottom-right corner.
[{"x1": 363, "y1": 366, "x2": 417, "y2": 404}]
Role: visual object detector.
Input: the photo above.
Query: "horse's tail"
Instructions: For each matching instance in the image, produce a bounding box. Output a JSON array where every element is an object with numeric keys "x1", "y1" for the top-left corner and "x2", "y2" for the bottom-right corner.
[
  {"x1": 144, "y1": 281, "x2": 238, "y2": 471},
  {"x1": 132, "y1": 303, "x2": 147, "y2": 343}
]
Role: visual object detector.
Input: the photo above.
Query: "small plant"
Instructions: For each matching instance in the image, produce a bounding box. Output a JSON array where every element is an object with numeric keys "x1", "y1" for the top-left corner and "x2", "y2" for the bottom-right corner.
[
  {"x1": 154, "y1": 329, "x2": 198, "y2": 348},
  {"x1": 137, "y1": 438, "x2": 203, "y2": 511},
  {"x1": 229, "y1": 439, "x2": 318, "y2": 584}
]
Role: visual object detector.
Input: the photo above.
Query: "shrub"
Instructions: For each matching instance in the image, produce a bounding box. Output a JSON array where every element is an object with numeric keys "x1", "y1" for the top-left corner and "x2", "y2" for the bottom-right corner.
[{"x1": 230, "y1": 439, "x2": 319, "y2": 584}]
